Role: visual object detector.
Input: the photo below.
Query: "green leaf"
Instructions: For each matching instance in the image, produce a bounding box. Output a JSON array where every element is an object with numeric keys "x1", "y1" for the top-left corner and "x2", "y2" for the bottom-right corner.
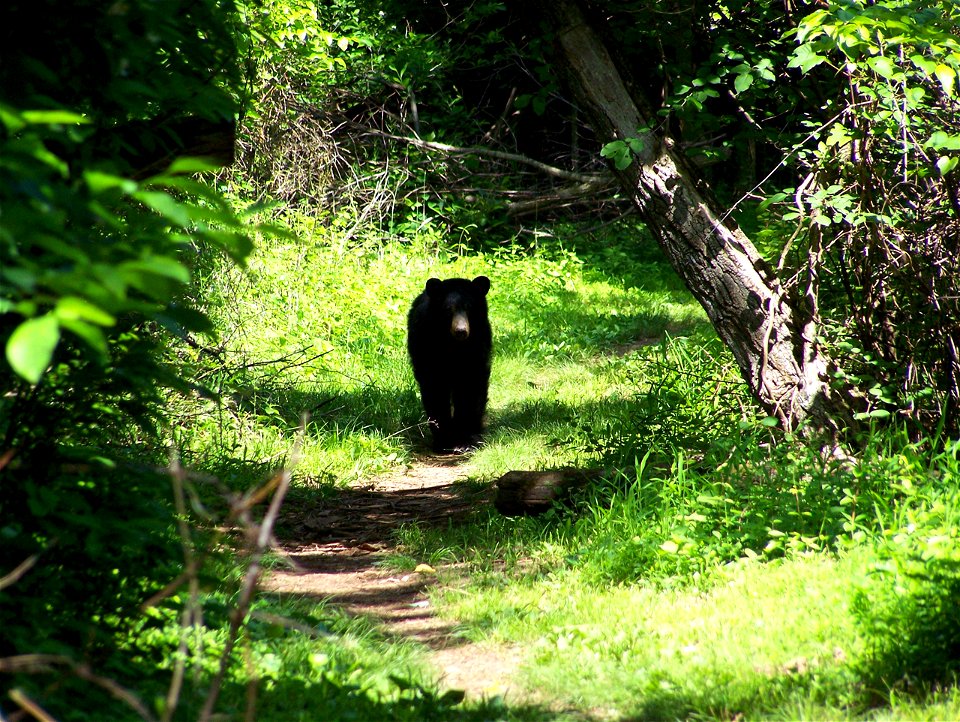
[
  {"x1": 600, "y1": 140, "x2": 634, "y2": 170},
  {"x1": 600, "y1": 141, "x2": 624, "y2": 158},
  {"x1": 84, "y1": 170, "x2": 137, "y2": 194},
  {"x1": 6, "y1": 314, "x2": 60, "y2": 383},
  {"x1": 122, "y1": 256, "x2": 191, "y2": 285},
  {"x1": 825, "y1": 124, "x2": 852, "y2": 147},
  {"x1": 627, "y1": 137, "x2": 647, "y2": 156},
  {"x1": 165, "y1": 157, "x2": 224, "y2": 175},
  {"x1": 54, "y1": 296, "x2": 116, "y2": 326},
  {"x1": 21, "y1": 110, "x2": 90, "y2": 125},
  {"x1": 734, "y1": 72, "x2": 754, "y2": 93},
  {"x1": 935, "y1": 64, "x2": 956, "y2": 96},
  {"x1": 927, "y1": 131, "x2": 960, "y2": 151},
  {"x1": 134, "y1": 190, "x2": 192, "y2": 226},
  {"x1": 937, "y1": 156, "x2": 958, "y2": 176},
  {"x1": 0, "y1": 104, "x2": 26, "y2": 133},
  {"x1": 758, "y1": 192, "x2": 789, "y2": 211},
  {"x1": 789, "y1": 45, "x2": 826, "y2": 73},
  {"x1": 867, "y1": 56, "x2": 896, "y2": 80},
  {"x1": 909, "y1": 54, "x2": 936, "y2": 75},
  {"x1": 905, "y1": 86, "x2": 926, "y2": 106}
]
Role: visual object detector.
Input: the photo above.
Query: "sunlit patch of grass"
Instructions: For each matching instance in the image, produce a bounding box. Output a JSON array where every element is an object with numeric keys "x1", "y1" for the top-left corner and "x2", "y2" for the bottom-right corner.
[
  {"x1": 435, "y1": 553, "x2": 867, "y2": 720},
  {"x1": 414, "y1": 434, "x2": 960, "y2": 720},
  {"x1": 180, "y1": 211, "x2": 706, "y2": 491},
  {"x1": 121, "y1": 590, "x2": 542, "y2": 722}
]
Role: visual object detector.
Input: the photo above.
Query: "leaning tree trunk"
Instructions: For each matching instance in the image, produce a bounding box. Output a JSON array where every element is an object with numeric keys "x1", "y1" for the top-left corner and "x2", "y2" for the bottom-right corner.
[{"x1": 536, "y1": 0, "x2": 847, "y2": 432}]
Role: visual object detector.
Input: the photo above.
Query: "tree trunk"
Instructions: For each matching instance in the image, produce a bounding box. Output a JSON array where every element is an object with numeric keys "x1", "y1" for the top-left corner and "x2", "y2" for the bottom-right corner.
[{"x1": 535, "y1": 0, "x2": 846, "y2": 432}]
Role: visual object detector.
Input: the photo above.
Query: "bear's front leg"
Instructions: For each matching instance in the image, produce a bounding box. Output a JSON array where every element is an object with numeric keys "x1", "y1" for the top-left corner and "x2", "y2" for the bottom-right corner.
[
  {"x1": 451, "y1": 376, "x2": 488, "y2": 451},
  {"x1": 419, "y1": 385, "x2": 455, "y2": 452}
]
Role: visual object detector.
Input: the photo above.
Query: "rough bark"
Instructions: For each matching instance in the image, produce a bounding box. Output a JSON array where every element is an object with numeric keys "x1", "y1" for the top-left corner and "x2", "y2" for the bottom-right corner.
[{"x1": 536, "y1": 0, "x2": 844, "y2": 432}]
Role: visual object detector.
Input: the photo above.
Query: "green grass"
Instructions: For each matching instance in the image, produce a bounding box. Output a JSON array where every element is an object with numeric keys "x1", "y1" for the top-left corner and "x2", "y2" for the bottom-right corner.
[
  {"x1": 154, "y1": 209, "x2": 960, "y2": 721},
  {"x1": 176, "y1": 215, "x2": 709, "y2": 485},
  {"x1": 436, "y1": 553, "x2": 866, "y2": 719}
]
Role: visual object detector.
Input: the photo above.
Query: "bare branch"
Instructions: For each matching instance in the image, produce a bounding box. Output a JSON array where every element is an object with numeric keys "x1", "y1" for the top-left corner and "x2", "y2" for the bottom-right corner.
[
  {"x1": 505, "y1": 176, "x2": 619, "y2": 217},
  {"x1": 197, "y1": 417, "x2": 303, "y2": 722},
  {"x1": 0, "y1": 554, "x2": 39, "y2": 593},
  {"x1": 357, "y1": 125, "x2": 609, "y2": 184},
  {"x1": 0, "y1": 655, "x2": 157, "y2": 722}
]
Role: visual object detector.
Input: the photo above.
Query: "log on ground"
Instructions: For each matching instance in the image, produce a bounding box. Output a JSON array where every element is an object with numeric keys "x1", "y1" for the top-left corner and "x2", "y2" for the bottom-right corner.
[{"x1": 493, "y1": 468, "x2": 608, "y2": 516}]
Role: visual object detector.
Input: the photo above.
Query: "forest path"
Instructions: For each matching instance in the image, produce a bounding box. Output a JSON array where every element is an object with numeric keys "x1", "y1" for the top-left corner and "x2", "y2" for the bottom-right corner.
[{"x1": 263, "y1": 457, "x2": 528, "y2": 701}]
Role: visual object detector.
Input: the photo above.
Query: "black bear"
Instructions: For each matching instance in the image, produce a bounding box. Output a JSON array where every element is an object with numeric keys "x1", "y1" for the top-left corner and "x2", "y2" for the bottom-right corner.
[{"x1": 407, "y1": 276, "x2": 492, "y2": 453}]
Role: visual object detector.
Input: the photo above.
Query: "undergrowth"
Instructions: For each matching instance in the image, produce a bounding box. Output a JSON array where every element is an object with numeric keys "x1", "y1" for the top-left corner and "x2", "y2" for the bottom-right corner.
[{"x1": 34, "y1": 205, "x2": 959, "y2": 721}]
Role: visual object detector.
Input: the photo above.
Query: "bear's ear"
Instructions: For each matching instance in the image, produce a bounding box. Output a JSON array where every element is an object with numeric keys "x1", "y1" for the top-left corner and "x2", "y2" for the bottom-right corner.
[
  {"x1": 472, "y1": 276, "x2": 491, "y2": 296},
  {"x1": 425, "y1": 278, "x2": 443, "y2": 296}
]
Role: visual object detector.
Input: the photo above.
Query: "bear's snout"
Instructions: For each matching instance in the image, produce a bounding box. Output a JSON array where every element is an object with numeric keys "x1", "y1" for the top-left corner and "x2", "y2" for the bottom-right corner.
[{"x1": 451, "y1": 312, "x2": 471, "y2": 340}]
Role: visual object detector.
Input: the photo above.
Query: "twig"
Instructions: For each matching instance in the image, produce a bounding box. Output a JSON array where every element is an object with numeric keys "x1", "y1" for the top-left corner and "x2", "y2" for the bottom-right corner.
[
  {"x1": 357, "y1": 125, "x2": 608, "y2": 183},
  {"x1": 197, "y1": 417, "x2": 303, "y2": 722},
  {"x1": 505, "y1": 176, "x2": 619, "y2": 217},
  {"x1": 161, "y1": 455, "x2": 203, "y2": 722},
  {"x1": 0, "y1": 655, "x2": 157, "y2": 722},
  {"x1": 9, "y1": 688, "x2": 56, "y2": 722},
  {"x1": 482, "y1": 86, "x2": 518, "y2": 144},
  {"x1": 720, "y1": 100, "x2": 872, "y2": 223},
  {"x1": 0, "y1": 554, "x2": 39, "y2": 593}
]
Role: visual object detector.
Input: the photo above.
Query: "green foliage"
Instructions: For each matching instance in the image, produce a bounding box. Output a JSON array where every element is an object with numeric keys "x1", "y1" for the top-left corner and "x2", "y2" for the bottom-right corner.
[
  {"x1": 0, "y1": 111, "x2": 253, "y2": 385},
  {"x1": 852, "y1": 442, "x2": 960, "y2": 685},
  {"x1": 0, "y1": 0, "x2": 263, "y2": 712},
  {"x1": 600, "y1": 136, "x2": 649, "y2": 170},
  {"x1": 777, "y1": 0, "x2": 960, "y2": 433},
  {"x1": 8, "y1": 1, "x2": 960, "y2": 719},
  {"x1": 2, "y1": 0, "x2": 243, "y2": 125}
]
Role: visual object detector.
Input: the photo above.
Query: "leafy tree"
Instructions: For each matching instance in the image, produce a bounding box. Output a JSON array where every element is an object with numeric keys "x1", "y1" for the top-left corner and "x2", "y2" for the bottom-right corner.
[
  {"x1": 511, "y1": 0, "x2": 960, "y2": 437},
  {"x1": 782, "y1": 0, "x2": 960, "y2": 433},
  {"x1": 530, "y1": 0, "x2": 845, "y2": 432},
  {"x1": 0, "y1": 0, "x2": 257, "y2": 708}
]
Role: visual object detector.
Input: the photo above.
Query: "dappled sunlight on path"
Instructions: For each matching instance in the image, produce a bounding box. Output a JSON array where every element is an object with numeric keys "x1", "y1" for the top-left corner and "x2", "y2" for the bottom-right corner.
[{"x1": 265, "y1": 457, "x2": 527, "y2": 701}]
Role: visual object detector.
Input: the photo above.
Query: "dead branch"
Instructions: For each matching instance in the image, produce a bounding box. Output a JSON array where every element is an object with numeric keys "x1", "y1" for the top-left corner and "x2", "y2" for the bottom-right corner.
[
  {"x1": 197, "y1": 419, "x2": 302, "y2": 722},
  {"x1": 357, "y1": 125, "x2": 609, "y2": 184},
  {"x1": 482, "y1": 86, "x2": 518, "y2": 144},
  {"x1": 494, "y1": 468, "x2": 612, "y2": 516},
  {"x1": 0, "y1": 554, "x2": 40, "y2": 592},
  {"x1": 0, "y1": 655, "x2": 157, "y2": 722},
  {"x1": 8, "y1": 688, "x2": 56, "y2": 722},
  {"x1": 505, "y1": 176, "x2": 619, "y2": 217}
]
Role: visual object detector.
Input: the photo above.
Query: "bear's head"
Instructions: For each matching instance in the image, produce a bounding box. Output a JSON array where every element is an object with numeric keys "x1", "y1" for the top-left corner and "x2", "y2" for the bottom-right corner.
[{"x1": 424, "y1": 276, "x2": 490, "y2": 341}]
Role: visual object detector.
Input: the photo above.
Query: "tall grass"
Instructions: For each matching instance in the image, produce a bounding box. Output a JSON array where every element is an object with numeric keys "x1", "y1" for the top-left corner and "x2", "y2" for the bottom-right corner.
[
  {"x1": 156, "y1": 207, "x2": 960, "y2": 721},
  {"x1": 175, "y1": 213, "x2": 708, "y2": 486}
]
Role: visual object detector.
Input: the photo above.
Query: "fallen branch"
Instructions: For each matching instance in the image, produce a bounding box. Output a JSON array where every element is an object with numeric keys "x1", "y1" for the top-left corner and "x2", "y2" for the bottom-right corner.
[
  {"x1": 356, "y1": 125, "x2": 609, "y2": 184},
  {"x1": 494, "y1": 468, "x2": 613, "y2": 516},
  {"x1": 505, "y1": 176, "x2": 619, "y2": 217}
]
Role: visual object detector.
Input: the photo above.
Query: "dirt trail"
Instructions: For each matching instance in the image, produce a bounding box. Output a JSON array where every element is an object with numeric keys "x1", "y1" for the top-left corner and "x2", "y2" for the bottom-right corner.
[{"x1": 264, "y1": 457, "x2": 526, "y2": 701}]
